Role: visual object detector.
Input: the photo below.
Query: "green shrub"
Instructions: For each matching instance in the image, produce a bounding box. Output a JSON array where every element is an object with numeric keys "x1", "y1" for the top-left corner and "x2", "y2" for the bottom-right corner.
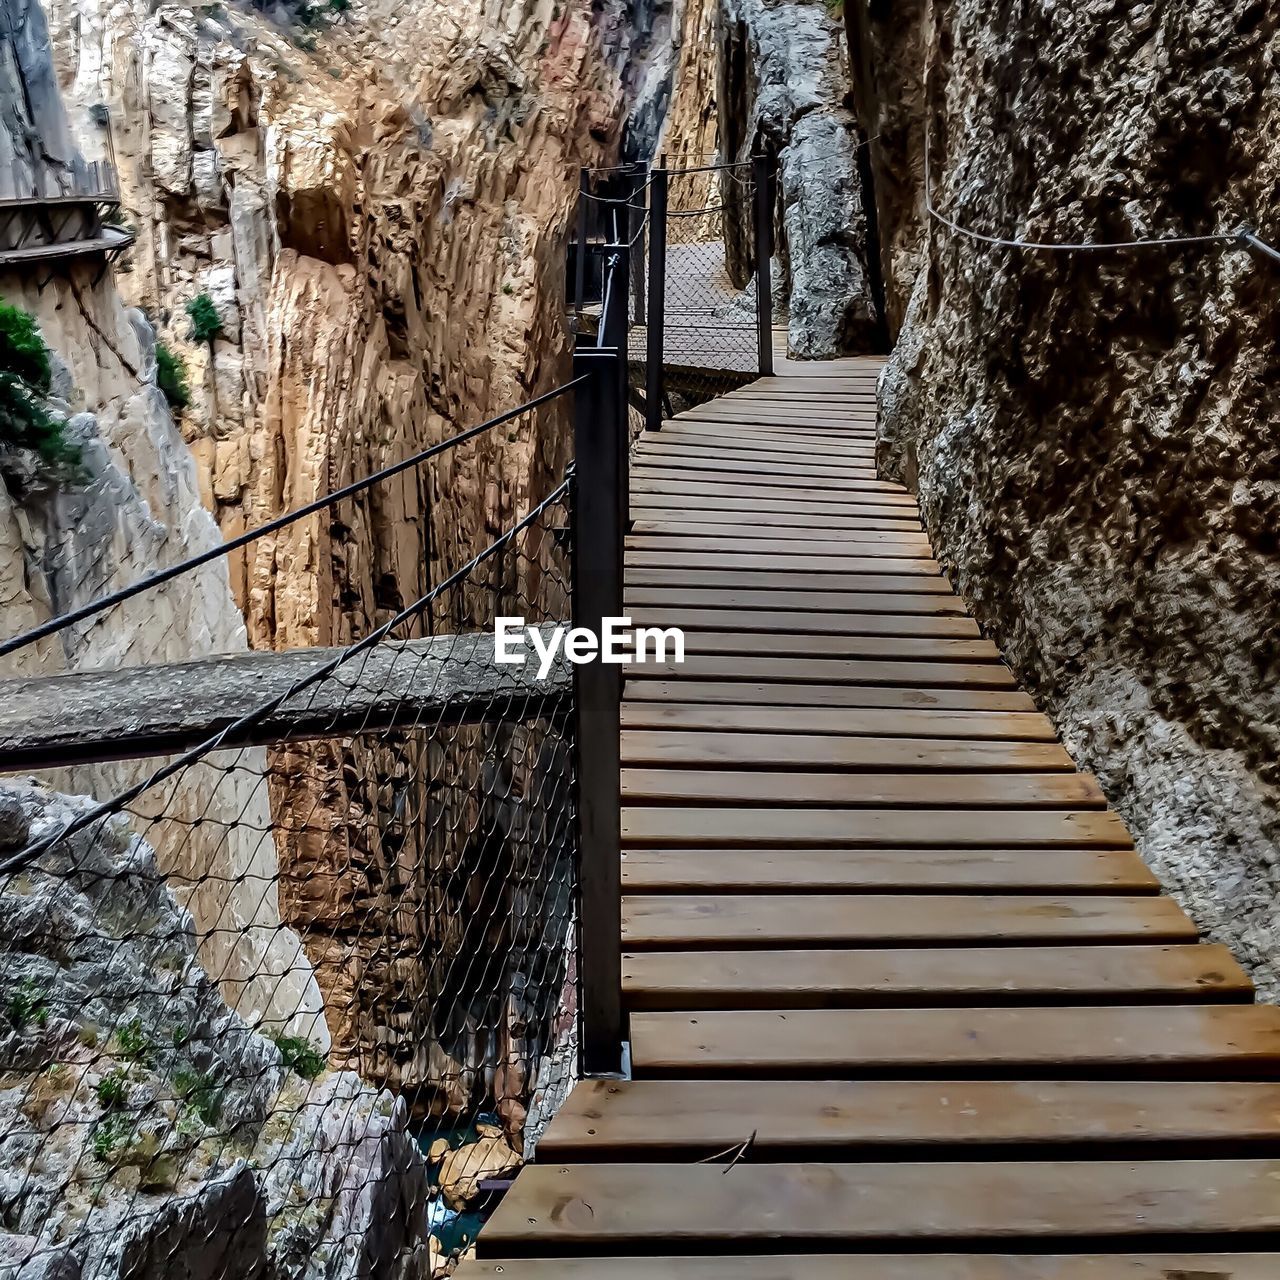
[
  {"x1": 155, "y1": 342, "x2": 190, "y2": 411},
  {"x1": 270, "y1": 1033, "x2": 326, "y2": 1080},
  {"x1": 91, "y1": 1113, "x2": 133, "y2": 1163},
  {"x1": 6, "y1": 979, "x2": 48, "y2": 1030},
  {"x1": 0, "y1": 302, "x2": 80, "y2": 470},
  {"x1": 0, "y1": 304, "x2": 51, "y2": 393},
  {"x1": 185, "y1": 292, "x2": 223, "y2": 343},
  {"x1": 115, "y1": 1018, "x2": 152, "y2": 1066},
  {"x1": 95, "y1": 1069, "x2": 129, "y2": 1110},
  {"x1": 173, "y1": 1069, "x2": 223, "y2": 1126}
]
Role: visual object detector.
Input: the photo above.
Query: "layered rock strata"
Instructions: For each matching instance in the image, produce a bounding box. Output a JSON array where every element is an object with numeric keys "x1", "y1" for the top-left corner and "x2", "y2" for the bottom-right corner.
[{"x1": 36, "y1": 0, "x2": 631, "y2": 1109}]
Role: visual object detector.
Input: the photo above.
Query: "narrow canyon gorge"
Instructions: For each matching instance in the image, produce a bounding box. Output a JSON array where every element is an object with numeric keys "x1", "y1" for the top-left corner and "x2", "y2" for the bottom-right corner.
[{"x1": 1, "y1": 0, "x2": 1277, "y2": 1273}]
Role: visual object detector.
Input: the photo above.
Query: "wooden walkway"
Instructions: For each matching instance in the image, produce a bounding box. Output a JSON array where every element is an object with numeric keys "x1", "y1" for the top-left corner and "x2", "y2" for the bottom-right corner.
[{"x1": 461, "y1": 356, "x2": 1280, "y2": 1276}]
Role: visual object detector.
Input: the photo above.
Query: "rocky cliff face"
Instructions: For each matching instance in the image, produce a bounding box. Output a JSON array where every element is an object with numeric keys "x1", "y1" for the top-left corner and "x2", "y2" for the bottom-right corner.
[
  {"x1": 854, "y1": 0, "x2": 1280, "y2": 992},
  {"x1": 0, "y1": 0, "x2": 326, "y2": 1047},
  {"x1": 653, "y1": 0, "x2": 882, "y2": 357},
  {"x1": 34, "y1": 0, "x2": 635, "y2": 1104},
  {"x1": 0, "y1": 779, "x2": 427, "y2": 1280},
  {"x1": 46, "y1": 0, "x2": 627, "y2": 647}
]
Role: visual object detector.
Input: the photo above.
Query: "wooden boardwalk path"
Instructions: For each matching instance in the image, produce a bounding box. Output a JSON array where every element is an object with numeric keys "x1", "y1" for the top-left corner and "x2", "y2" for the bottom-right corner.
[{"x1": 461, "y1": 357, "x2": 1280, "y2": 1277}]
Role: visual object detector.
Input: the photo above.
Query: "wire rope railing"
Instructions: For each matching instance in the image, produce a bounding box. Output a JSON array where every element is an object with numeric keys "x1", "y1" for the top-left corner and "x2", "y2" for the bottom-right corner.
[{"x1": 0, "y1": 379, "x2": 586, "y2": 667}]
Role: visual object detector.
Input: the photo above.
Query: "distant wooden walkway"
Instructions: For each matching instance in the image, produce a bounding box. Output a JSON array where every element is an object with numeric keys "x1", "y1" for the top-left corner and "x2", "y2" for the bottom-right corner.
[{"x1": 461, "y1": 356, "x2": 1280, "y2": 1276}]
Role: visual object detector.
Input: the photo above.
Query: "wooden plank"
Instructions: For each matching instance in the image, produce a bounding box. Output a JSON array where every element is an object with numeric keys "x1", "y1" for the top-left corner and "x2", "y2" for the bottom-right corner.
[
  {"x1": 634, "y1": 444, "x2": 877, "y2": 474},
  {"x1": 679, "y1": 398, "x2": 877, "y2": 416},
  {"x1": 621, "y1": 770, "x2": 1105, "y2": 808},
  {"x1": 539, "y1": 1078, "x2": 1280, "y2": 1160},
  {"x1": 726, "y1": 386, "x2": 879, "y2": 398},
  {"x1": 621, "y1": 847, "x2": 1161, "y2": 894},
  {"x1": 626, "y1": 656, "x2": 1017, "y2": 690},
  {"x1": 627, "y1": 551, "x2": 940, "y2": 574},
  {"x1": 671, "y1": 413, "x2": 873, "y2": 434},
  {"x1": 634, "y1": 454, "x2": 879, "y2": 481},
  {"x1": 676, "y1": 416, "x2": 880, "y2": 436},
  {"x1": 627, "y1": 570, "x2": 952, "y2": 597},
  {"x1": 631, "y1": 471, "x2": 906, "y2": 498},
  {"x1": 479, "y1": 1159, "x2": 1280, "y2": 1253},
  {"x1": 619, "y1": 702, "x2": 1052, "y2": 738},
  {"x1": 633, "y1": 451, "x2": 879, "y2": 478},
  {"x1": 660, "y1": 417, "x2": 877, "y2": 438},
  {"x1": 679, "y1": 404, "x2": 879, "y2": 424},
  {"x1": 629, "y1": 529, "x2": 925, "y2": 551},
  {"x1": 621, "y1": 944, "x2": 1246, "y2": 1009},
  {"x1": 0, "y1": 629, "x2": 570, "y2": 770},
  {"x1": 621, "y1": 894, "x2": 1193, "y2": 949},
  {"x1": 649, "y1": 426, "x2": 877, "y2": 456},
  {"x1": 630, "y1": 1005, "x2": 1280, "y2": 1078},
  {"x1": 621, "y1": 731, "x2": 1074, "y2": 771},
  {"x1": 630, "y1": 509, "x2": 922, "y2": 531},
  {"x1": 458, "y1": 1257, "x2": 1280, "y2": 1280},
  {"x1": 631, "y1": 482, "x2": 916, "y2": 509},
  {"x1": 631, "y1": 497, "x2": 917, "y2": 518},
  {"x1": 621, "y1": 807, "x2": 1133, "y2": 847},
  {"x1": 662, "y1": 633, "x2": 1001, "y2": 661},
  {"x1": 625, "y1": 682, "x2": 1039, "y2": 713},
  {"x1": 627, "y1": 534, "x2": 934, "y2": 557},
  {"x1": 628, "y1": 608, "x2": 981, "y2": 639},
  {"x1": 625, "y1": 587, "x2": 967, "y2": 615},
  {"x1": 664, "y1": 416, "x2": 876, "y2": 439},
  {"x1": 656, "y1": 427, "x2": 877, "y2": 452},
  {"x1": 725, "y1": 393, "x2": 879, "y2": 406},
  {"x1": 634, "y1": 459, "x2": 880, "y2": 485}
]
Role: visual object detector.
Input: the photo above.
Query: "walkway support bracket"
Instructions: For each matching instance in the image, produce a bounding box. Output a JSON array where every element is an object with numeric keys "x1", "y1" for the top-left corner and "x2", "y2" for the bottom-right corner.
[
  {"x1": 645, "y1": 166, "x2": 668, "y2": 431},
  {"x1": 753, "y1": 154, "x2": 775, "y2": 377},
  {"x1": 571, "y1": 343, "x2": 627, "y2": 1077}
]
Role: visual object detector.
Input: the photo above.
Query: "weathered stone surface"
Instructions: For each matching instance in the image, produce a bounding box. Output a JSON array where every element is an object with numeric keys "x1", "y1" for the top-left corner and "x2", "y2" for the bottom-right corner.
[
  {"x1": 0, "y1": 779, "x2": 428, "y2": 1280},
  {"x1": 0, "y1": 1, "x2": 328, "y2": 1046},
  {"x1": 438, "y1": 1133, "x2": 521, "y2": 1211},
  {"x1": 0, "y1": 628, "x2": 572, "y2": 769},
  {"x1": 854, "y1": 0, "x2": 1280, "y2": 992},
  {"x1": 32, "y1": 0, "x2": 629, "y2": 1113},
  {"x1": 717, "y1": 0, "x2": 879, "y2": 356}
]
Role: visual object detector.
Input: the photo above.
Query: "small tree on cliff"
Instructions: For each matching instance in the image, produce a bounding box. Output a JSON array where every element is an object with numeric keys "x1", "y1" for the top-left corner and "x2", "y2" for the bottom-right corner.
[
  {"x1": 0, "y1": 302, "x2": 80, "y2": 470},
  {"x1": 155, "y1": 341, "x2": 191, "y2": 413},
  {"x1": 186, "y1": 292, "x2": 223, "y2": 344}
]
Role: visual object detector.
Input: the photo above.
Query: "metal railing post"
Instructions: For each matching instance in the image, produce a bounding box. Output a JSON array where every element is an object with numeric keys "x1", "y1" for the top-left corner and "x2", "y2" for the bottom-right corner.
[
  {"x1": 630, "y1": 165, "x2": 647, "y2": 327},
  {"x1": 753, "y1": 154, "x2": 775, "y2": 377},
  {"x1": 571, "y1": 344, "x2": 626, "y2": 1076},
  {"x1": 600, "y1": 239, "x2": 632, "y2": 515},
  {"x1": 645, "y1": 166, "x2": 668, "y2": 430},
  {"x1": 574, "y1": 168, "x2": 589, "y2": 322}
]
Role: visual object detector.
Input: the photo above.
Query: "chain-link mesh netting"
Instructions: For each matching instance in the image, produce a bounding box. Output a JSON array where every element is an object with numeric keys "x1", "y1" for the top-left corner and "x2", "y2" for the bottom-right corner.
[
  {"x1": 659, "y1": 163, "x2": 762, "y2": 410},
  {"x1": 0, "y1": 409, "x2": 578, "y2": 1277}
]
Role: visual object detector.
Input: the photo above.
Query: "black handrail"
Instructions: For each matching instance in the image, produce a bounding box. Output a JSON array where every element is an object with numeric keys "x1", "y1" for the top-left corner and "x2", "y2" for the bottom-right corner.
[{"x1": 1, "y1": 377, "x2": 586, "y2": 661}]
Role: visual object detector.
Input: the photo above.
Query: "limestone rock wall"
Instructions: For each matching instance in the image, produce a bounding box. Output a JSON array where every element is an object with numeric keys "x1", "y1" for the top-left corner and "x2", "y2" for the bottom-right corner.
[
  {"x1": 717, "y1": 0, "x2": 880, "y2": 355},
  {"x1": 0, "y1": 778, "x2": 427, "y2": 1280},
  {"x1": 45, "y1": 0, "x2": 626, "y2": 650},
  {"x1": 40, "y1": 0, "x2": 633, "y2": 1107},
  {"x1": 856, "y1": 0, "x2": 1280, "y2": 993},
  {"x1": 0, "y1": 0, "x2": 325, "y2": 1047},
  {"x1": 650, "y1": 0, "x2": 883, "y2": 356}
]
